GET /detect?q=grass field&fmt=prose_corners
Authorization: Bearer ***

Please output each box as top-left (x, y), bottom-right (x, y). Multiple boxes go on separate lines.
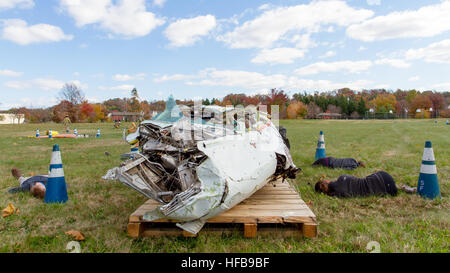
top-left (0, 119), bottom-right (448, 253)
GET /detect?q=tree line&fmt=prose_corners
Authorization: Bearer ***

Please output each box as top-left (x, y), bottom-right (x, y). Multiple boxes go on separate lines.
top-left (2, 84), bottom-right (449, 123)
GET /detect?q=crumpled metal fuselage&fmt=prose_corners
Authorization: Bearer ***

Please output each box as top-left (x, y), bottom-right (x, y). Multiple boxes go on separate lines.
top-left (103, 101), bottom-right (299, 234)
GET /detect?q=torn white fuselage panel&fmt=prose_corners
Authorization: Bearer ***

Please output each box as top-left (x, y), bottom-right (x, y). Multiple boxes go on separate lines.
top-left (143, 130), bottom-right (279, 226)
top-left (103, 98), bottom-right (299, 234)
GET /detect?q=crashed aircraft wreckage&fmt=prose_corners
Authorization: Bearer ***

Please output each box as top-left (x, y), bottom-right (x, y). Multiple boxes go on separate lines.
top-left (103, 96), bottom-right (300, 234)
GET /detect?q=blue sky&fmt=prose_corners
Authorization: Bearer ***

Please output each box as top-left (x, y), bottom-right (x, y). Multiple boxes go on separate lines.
top-left (1, 0), bottom-right (450, 109)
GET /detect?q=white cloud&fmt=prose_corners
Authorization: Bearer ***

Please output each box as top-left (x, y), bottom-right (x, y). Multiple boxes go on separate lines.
top-left (112, 73), bottom-right (146, 81)
top-left (430, 82), bottom-right (450, 91)
top-left (164, 15), bottom-right (216, 47)
top-left (0, 0), bottom-right (34, 10)
top-left (154, 73), bottom-right (200, 83)
top-left (4, 78), bottom-right (86, 90)
top-left (4, 81), bottom-right (30, 89)
top-left (347, 1), bottom-right (450, 41)
top-left (68, 80), bottom-right (88, 90)
top-left (0, 97), bottom-right (58, 110)
top-left (405, 39), bottom-right (450, 64)
top-left (294, 60), bottom-right (372, 75)
top-left (258, 4), bottom-right (273, 11)
top-left (289, 33), bottom-right (317, 49)
top-left (99, 84), bottom-right (135, 91)
top-left (32, 78), bottom-right (65, 90)
top-left (1, 19), bottom-right (73, 45)
top-left (408, 76), bottom-right (420, 82)
top-left (153, 0), bottom-right (166, 8)
top-left (154, 68), bottom-right (373, 91)
top-left (374, 84), bottom-right (390, 89)
top-left (218, 1), bottom-right (373, 49)
top-left (251, 48), bottom-right (305, 64)
top-left (0, 69), bottom-right (23, 77)
top-left (187, 69), bottom-right (287, 89)
top-left (366, 0), bottom-right (380, 6)
top-left (359, 46), bottom-right (367, 51)
top-left (375, 58), bottom-right (411, 68)
top-left (35, 79), bottom-right (87, 90)
top-left (86, 96), bottom-right (100, 103)
top-left (59, 0), bottom-right (165, 38)
top-left (287, 78), bottom-right (372, 91)
top-left (319, 50), bottom-right (336, 59)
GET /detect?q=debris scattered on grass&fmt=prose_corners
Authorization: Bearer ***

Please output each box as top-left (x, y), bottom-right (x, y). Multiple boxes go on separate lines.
top-left (65, 230), bottom-right (85, 241)
top-left (2, 203), bottom-right (18, 218)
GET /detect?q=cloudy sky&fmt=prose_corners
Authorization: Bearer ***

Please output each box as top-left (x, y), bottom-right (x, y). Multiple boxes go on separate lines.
top-left (1, 0), bottom-right (450, 109)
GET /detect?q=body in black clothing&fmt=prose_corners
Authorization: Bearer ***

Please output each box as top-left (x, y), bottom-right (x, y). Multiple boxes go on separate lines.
top-left (327, 171), bottom-right (397, 197)
top-left (312, 157), bottom-right (362, 170)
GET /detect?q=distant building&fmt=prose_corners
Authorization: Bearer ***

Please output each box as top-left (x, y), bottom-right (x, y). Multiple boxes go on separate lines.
top-left (108, 111), bottom-right (144, 122)
top-left (0, 113), bottom-right (25, 124)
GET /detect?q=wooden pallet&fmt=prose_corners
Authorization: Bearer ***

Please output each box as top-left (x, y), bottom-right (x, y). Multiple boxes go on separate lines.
top-left (127, 180), bottom-right (318, 238)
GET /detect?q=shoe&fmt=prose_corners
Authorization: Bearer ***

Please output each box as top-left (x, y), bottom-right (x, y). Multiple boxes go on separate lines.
top-left (11, 168), bottom-right (22, 179)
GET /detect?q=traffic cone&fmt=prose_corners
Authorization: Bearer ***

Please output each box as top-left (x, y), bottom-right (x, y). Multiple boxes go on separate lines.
top-left (45, 144), bottom-right (68, 203)
top-left (96, 128), bottom-right (100, 138)
top-left (49, 129), bottom-right (52, 139)
top-left (315, 131), bottom-right (326, 160)
top-left (74, 128), bottom-right (78, 136)
top-left (417, 141), bottom-right (441, 200)
top-left (36, 129), bottom-right (40, 138)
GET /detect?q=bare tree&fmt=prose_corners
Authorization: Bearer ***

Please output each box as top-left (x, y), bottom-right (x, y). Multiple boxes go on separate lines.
top-left (9, 108), bottom-right (25, 124)
top-left (58, 83), bottom-right (85, 105)
top-left (57, 83), bottom-right (85, 122)
top-left (306, 102), bottom-right (321, 119)
top-left (327, 104), bottom-right (342, 114)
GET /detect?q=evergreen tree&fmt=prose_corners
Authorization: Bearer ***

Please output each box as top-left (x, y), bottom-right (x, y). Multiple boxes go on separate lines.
top-left (357, 97), bottom-right (367, 115)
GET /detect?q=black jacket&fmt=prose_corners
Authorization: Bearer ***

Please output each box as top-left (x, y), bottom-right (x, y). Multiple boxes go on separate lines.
top-left (313, 157), bottom-right (360, 170)
top-left (328, 171), bottom-right (397, 197)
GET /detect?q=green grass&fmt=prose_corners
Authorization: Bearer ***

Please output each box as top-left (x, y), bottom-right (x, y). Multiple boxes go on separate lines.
top-left (0, 120), bottom-right (448, 253)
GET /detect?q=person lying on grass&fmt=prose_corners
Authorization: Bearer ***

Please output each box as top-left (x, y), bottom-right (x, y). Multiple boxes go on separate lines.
top-left (7, 168), bottom-right (47, 199)
top-left (314, 171), bottom-right (416, 198)
top-left (312, 157), bottom-right (365, 170)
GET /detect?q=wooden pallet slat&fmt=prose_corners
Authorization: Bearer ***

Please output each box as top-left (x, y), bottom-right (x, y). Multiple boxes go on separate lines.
top-left (127, 180), bottom-right (318, 238)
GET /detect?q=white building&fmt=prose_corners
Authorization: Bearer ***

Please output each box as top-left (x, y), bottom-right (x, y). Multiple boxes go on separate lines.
top-left (0, 113), bottom-right (25, 124)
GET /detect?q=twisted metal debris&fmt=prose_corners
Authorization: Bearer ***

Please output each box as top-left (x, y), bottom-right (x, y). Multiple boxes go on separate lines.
top-left (103, 96), bottom-right (299, 234)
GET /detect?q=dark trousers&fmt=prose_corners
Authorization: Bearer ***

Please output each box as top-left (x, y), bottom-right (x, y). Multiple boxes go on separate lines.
top-left (378, 171), bottom-right (398, 196)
